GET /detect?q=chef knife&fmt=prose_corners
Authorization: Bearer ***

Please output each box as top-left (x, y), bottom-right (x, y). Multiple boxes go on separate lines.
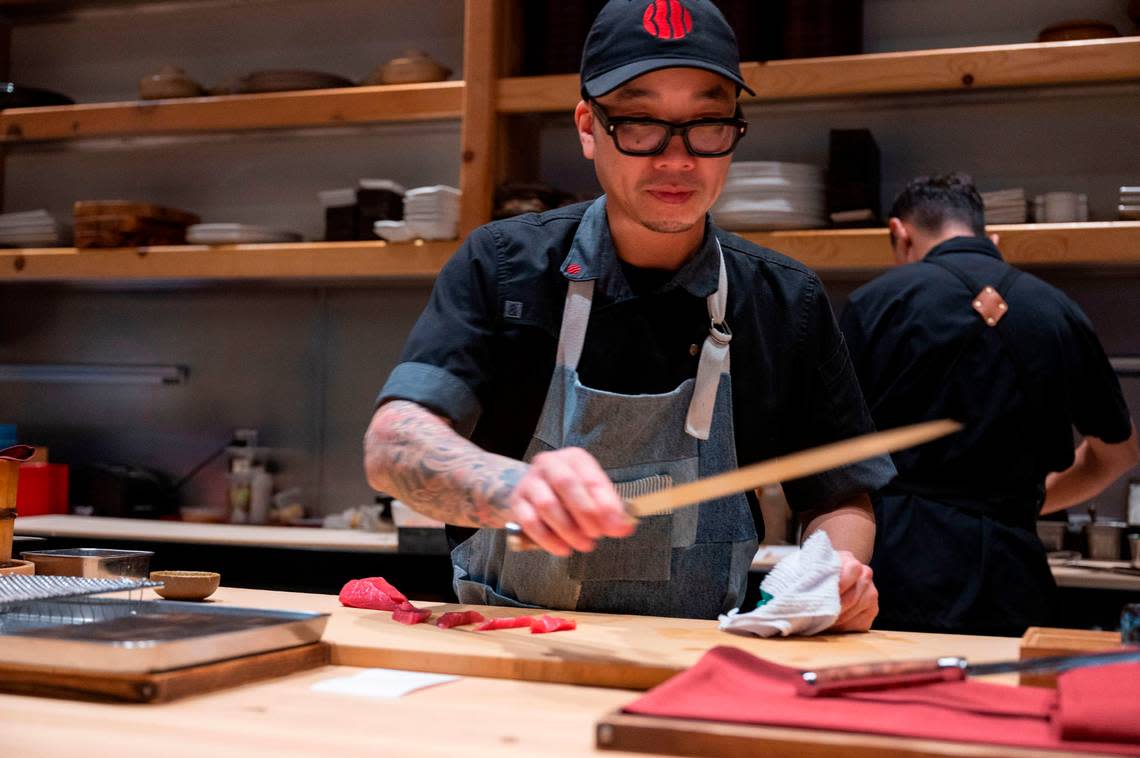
top-left (797, 647), bottom-right (1140, 696)
top-left (505, 418), bottom-right (962, 551)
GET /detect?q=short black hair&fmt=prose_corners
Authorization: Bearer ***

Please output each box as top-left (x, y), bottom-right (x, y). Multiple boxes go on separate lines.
top-left (889, 173), bottom-right (986, 239)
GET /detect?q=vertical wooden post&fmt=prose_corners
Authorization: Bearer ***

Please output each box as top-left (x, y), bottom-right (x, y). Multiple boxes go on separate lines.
top-left (458, 0), bottom-right (503, 237)
top-left (0, 18), bottom-right (11, 214)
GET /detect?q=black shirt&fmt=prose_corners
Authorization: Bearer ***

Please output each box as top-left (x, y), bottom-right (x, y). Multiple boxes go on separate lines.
top-left (839, 235), bottom-right (1132, 504)
top-left (379, 200), bottom-right (895, 541)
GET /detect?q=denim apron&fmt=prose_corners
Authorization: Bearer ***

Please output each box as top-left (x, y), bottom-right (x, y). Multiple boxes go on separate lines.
top-left (452, 199), bottom-right (758, 619)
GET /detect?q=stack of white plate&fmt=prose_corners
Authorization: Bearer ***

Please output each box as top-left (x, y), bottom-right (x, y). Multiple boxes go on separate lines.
top-left (712, 162), bottom-right (826, 231)
top-left (1120, 185), bottom-right (1140, 221)
top-left (404, 185), bottom-right (460, 240)
top-left (982, 188), bottom-right (1027, 224)
top-left (186, 223), bottom-right (303, 244)
top-left (0, 209), bottom-right (67, 247)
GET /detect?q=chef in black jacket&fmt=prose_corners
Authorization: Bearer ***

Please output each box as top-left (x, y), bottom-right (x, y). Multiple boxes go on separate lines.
top-left (840, 173), bottom-right (1139, 636)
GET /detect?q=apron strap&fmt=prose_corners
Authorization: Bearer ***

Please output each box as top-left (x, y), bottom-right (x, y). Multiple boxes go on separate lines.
top-left (555, 279), bottom-right (595, 371)
top-left (553, 239), bottom-right (731, 441)
top-left (685, 240), bottom-right (731, 440)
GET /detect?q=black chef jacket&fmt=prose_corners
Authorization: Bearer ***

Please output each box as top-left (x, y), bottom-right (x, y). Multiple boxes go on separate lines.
top-left (379, 200), bottom-right (895, 547)
top-left (840, 235), bottom-right (1132, 636)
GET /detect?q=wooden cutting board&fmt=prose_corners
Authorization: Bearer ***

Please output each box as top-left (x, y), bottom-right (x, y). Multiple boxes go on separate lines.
top-left (0, 642), bottom-right (330, 703)
top-left (594, 711), bottom-right (1098, 758)
top-left (203, 587), bottom-right (1021, 691)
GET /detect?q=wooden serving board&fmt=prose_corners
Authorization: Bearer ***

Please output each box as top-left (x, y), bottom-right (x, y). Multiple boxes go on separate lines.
top-left (204, 587), bottom-right (1020, 691)
top-left (595, 711), bottom-right (1098, 758)
top-left (0, 641), bottom-right (329, 703)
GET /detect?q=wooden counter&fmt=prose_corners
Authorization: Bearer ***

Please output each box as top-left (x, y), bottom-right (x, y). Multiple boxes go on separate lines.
top-left (1050, 560), bottom-right (1140, 592)
top-left (0, 587), bottom-right (1047, 758)
top-left (15, 514), bottom-right (398, 553)
top-left (21, 516), bottom-right (1137, 596)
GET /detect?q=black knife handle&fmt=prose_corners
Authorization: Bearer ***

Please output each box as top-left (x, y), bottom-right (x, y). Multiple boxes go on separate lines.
top-left (797, 657), bottom-right (968, 696)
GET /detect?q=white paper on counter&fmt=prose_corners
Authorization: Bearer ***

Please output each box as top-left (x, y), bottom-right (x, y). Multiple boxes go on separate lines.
top-left (311, 668), bottom-right (460, 698)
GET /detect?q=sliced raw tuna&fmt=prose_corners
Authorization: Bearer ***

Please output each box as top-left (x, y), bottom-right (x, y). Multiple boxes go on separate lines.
top-left (392, 601), bottom-right (432, 625)
top-left (436, 610), bottom-right (486, 629)
top-left (530, 614), bottom-right (576, 634)
top-left (474, 615), bottom-right (535, 631)
top-left (337, 576), bottom-right (407, 610)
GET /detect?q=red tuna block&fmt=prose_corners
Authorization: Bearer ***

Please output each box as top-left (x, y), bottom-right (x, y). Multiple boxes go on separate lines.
top-left (338, 576), bottom-right (407, 611)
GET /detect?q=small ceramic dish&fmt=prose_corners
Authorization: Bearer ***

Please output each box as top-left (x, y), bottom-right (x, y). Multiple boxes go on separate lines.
top-left (365, 50), bottom-right (451, 85)
top-left (139, 66), bottom-right (204, 100)
top-left (150, 570), bottom-right (221, 601)
top-left (1037, 19), bottom-right (1120, 42)
top-left (0, 559), bottom-right (34, 575)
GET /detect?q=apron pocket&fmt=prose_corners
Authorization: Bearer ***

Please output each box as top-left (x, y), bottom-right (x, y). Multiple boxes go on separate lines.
top-left (568, 513), bottom-right (674, 582)
top-left (453, 577), bottom-right (542, 609)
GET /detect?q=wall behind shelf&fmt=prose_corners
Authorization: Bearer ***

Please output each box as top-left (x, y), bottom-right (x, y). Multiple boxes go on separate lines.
top-left (9, 0), bottom-right (465, 102)
top-left (863, 0), bottom-right (1134, 52)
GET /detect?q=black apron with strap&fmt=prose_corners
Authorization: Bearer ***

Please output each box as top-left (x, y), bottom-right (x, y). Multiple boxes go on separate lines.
top-left (871, 255), bottom-right (1057, 637)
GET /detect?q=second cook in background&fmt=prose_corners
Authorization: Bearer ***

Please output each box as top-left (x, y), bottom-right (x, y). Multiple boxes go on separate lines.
top-left (841, 173), bottom-right (1139, 637)
top-left (364, 0), bottom-right (893, 625)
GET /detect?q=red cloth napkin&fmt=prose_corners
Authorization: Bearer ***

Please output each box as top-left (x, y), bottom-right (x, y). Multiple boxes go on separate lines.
top-left (1055, 662), bottom-right (1140, 744)
top-left (623, 646), bottom-right (1140, 756)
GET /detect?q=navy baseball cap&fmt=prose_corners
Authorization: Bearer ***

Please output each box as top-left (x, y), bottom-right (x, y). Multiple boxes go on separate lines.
top-left (581, 0), bottom-right (755, 99)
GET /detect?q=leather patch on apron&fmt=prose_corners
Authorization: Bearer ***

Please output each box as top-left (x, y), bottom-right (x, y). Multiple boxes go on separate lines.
top-left (971, 286), bottom-right (1009, 327)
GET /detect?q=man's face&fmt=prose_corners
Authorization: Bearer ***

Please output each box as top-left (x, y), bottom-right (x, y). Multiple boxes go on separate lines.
top-left (577, 68), bottom-right (738, 236)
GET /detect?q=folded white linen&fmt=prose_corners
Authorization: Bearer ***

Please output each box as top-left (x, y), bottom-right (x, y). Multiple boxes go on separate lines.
top-left (718, 530), bottom-right (841, 638)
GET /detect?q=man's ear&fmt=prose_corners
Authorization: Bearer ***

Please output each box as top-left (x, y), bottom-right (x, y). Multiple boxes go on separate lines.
top-left (988, 232), bottom-right (1001, 248)
top-left (574, 100), bottom-right (596, 160)
top-left (887, 217), bottom-right (910, 265)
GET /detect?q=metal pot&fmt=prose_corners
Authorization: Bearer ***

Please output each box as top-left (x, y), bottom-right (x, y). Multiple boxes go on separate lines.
top-left (1129, 533), bottom-right (1140, 569)
top-left (1036, 521), bottom-right (1067, 552)
top-left (1084, 520), bottom-right (1126, 561)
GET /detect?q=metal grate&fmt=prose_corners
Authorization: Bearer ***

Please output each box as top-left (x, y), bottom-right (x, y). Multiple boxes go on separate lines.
top-left (0, 575), bottom-right (159, 609)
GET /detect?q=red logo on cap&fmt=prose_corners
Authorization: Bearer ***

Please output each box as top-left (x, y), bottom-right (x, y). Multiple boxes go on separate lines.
top-left (643, 0), bottom-right (693, 40)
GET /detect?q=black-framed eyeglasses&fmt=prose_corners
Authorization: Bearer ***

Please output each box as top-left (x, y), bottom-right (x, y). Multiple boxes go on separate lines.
top-left (590, 101), bottom-right (748, 158)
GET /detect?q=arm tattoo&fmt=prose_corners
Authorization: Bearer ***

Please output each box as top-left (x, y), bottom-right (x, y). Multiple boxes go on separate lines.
top-left (364, 401), bottom-right (526, 528)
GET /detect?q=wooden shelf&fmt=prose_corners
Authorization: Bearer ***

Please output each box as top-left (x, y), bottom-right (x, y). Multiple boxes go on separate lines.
top-left (742, 222), bottom-right (1140, 271)
top-left (1, 224), bottom-right (1137, 283)
top-left (0, 81), bottom-right (465, 143)
top-left (0, 240), bottom-right (458, 282)
top-left (498, 37), bottom-right (1140, 113)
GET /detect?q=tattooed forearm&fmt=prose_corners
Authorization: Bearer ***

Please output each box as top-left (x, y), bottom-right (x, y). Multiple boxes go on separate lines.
top-left (364, 400), bottom-right (526, 528)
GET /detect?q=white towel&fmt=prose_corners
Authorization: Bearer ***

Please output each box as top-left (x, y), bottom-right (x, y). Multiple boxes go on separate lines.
top-left (718, 531), bottom-right (841, 638)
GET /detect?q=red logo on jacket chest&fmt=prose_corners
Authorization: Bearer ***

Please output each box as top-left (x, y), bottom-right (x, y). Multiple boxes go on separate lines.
top-left (643, 0), bottom-right (693, 40)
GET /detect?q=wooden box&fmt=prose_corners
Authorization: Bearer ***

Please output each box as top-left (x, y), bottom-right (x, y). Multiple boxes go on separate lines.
top-left (73, 201), bottom-right (200, 248)
top-left (1018, 626), bottom-right (1122, 688)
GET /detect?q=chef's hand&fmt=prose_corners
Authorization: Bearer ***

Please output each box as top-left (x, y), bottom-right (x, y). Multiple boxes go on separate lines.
top-left (508, 447), bottom-right (636, 557)
top-left (829, 550), bottom-right (878, 632)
